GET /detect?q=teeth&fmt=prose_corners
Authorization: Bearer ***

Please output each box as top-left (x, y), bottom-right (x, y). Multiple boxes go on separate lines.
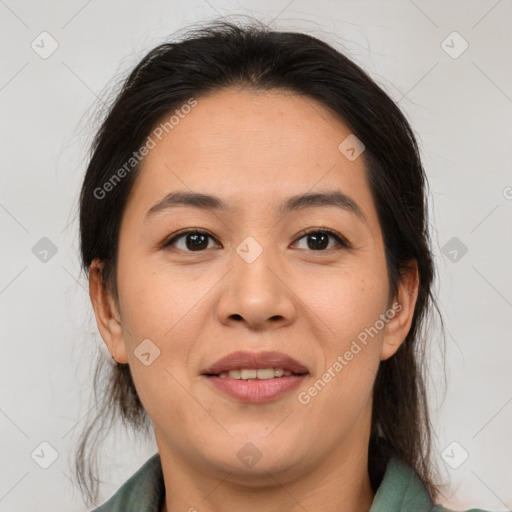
top-left (240, 369), bottom-right (257, 379)
top-left (216, 368), bottom-right (296, 380)
top-left (255, 368), bottom-right (275, 380)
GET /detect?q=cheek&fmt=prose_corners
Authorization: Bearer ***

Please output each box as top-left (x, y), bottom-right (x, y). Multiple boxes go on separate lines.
top-left (115, 262), bottom-right (211, 427)
top-left (116, 253), bottom-right (214, 343)
top-left (296, 275), bottom-right (385, 426)
top-left (296, 259), bottom-right (389, 347)
top-left (291, 256), bottom-right (388, 410)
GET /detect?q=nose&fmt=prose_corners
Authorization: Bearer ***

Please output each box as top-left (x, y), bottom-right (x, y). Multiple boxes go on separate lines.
top-left (216, 243), bottom-right (297, 330)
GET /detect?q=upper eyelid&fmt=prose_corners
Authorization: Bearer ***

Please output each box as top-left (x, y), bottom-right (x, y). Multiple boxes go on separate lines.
top-left (294, 228), bottom-right (350, 249)
top-left (162, 229), bottom-right (220, 247)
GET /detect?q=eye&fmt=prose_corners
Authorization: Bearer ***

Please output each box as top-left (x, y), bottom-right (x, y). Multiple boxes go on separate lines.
top-left (162, 229), bottom-right (221, 252)
top-left (162, 228), bottom-right (350, 253)
top-left (292, 229), bottom-right (349, 251)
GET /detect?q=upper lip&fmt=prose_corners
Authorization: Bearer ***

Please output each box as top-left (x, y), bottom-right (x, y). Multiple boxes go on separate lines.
top-left (201, 351), bottom-right (310, 375)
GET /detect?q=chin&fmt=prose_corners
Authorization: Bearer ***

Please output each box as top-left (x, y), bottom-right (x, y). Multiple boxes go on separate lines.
top-left (201, 437), bottom-right (305, 483)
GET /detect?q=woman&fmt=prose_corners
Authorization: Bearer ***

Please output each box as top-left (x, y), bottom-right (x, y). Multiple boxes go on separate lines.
top-left (75, 19), bottom-right (492, 512)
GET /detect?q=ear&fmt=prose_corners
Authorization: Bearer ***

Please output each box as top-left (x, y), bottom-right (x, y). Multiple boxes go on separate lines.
top-left (88, 259), bottom-right (129, 364)
top-left (380, 260), bottom-right (419, 361)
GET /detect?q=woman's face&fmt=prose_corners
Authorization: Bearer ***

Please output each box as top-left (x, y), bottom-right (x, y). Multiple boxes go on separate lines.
top-left (91, 88), bottom-right (417, 483)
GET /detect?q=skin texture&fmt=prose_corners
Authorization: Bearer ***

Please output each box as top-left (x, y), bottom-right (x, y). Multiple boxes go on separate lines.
top-left (89, 88), bottom-right (419, 512)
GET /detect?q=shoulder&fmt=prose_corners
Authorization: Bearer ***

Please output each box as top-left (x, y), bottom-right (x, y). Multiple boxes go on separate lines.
top-left (371, 457), bottom-right (497, 512)
top-left (432, 507), bottom-right (495, 512)
top-left (89, 453), bottom-right (164, 512)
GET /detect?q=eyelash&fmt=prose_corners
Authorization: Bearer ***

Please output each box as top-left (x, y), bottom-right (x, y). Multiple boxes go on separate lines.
top-left (161, 228), bottom-right (351, 253)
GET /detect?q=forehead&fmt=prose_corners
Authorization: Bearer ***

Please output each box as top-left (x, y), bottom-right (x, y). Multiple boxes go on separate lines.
top-left (124, 88), bottom-right (378, 227)
top-left (147, 88), bottom-right (353, 174)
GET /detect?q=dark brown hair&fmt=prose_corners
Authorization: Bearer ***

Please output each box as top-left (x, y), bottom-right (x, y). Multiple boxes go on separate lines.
top-left (75, 18), bottom-right (444, 506)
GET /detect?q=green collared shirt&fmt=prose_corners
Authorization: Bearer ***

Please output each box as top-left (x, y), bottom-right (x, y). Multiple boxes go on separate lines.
top-left (91, 453), bottom-right (490, 512)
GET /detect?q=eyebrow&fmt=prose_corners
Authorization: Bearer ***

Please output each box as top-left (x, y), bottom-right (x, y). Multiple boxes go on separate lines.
top-left (145, 190), bottom-right (367, 224)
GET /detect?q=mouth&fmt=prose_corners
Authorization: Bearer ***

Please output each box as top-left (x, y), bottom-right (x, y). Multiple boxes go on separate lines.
top-left (210, 368), bottom-right (305, 380)
top-left (201, 351), bottom-right (309, 403)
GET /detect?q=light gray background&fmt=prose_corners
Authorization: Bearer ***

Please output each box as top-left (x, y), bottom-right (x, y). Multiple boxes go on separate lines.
top-left (1, 1), bottom-right (511, 510)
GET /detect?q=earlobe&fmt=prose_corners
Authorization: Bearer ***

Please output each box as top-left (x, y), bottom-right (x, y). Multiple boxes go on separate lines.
top-left (88, 259), bottom-right (129, 364)
top-left (380, 260), bottom-right (419, 361)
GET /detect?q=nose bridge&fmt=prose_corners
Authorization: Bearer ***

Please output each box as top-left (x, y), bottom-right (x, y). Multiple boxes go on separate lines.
top-left (216, 234), bottom-right (296, 328)
top-left (236, 237), bottom-right (277, 293)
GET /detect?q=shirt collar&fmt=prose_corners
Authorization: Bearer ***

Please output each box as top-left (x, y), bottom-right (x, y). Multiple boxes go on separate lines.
top-left (369, 457), bottom-right (433, 512)
top-left (96, 453), bottom-right (433, 512)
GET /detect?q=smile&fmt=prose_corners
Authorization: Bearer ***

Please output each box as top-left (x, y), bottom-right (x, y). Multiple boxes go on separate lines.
top-left (217, 368), bottom-right (295, 380)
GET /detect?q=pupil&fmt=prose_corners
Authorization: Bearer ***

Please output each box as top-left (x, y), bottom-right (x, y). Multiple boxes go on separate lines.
top-left (183, 232), bottom-right (329, 251)
top-left (187, 233), bottom-right (208, 251)
top-left (308, 233), bottom-right (328, 250)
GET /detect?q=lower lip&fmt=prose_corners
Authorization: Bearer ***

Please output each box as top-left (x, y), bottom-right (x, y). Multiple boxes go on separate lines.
top-left (205, 375), bottom-right (307, 403)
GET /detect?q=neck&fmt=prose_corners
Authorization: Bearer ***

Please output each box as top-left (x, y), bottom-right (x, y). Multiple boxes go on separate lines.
top-left (158, 410), bottom-right (375, 512)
